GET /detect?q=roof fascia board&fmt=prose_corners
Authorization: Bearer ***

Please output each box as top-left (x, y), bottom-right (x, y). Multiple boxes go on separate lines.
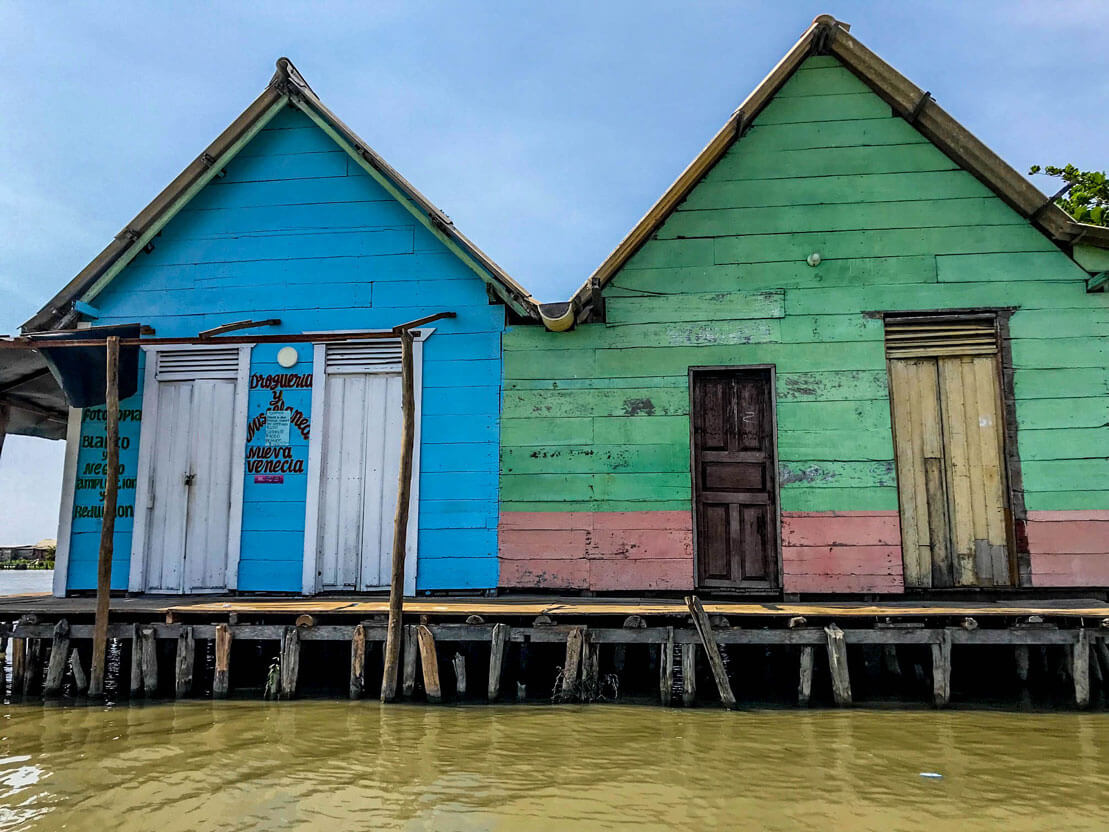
top-left (288, 96), bottom-right (534, 318)
top-left (77, 97), bottom-right (289, 312)
top-left (23, 87), bottom-right (287, 332)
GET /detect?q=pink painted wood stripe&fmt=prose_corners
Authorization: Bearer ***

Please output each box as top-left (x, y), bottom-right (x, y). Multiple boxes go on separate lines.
top-left (1027, 510), bottom-right (1109, 523)
top-left (1026, 520), bottom-right (1109, 555)
top-left (499, 558), bottom-right (589, 590)
top-left (589, 558), bottom-right (694, 591)
top-left (592, 511), bottom-right (693, 531)
top-left (1031, 554), bottom-right (1109, 587)
top-left (781, 513), bottom-right (901, 547)
top-left (588, 529), bottom-right (693, 560)
top-left (786, 574), bottom-right (904, 594)
top-left (499, 529), bottom-right (591, 560)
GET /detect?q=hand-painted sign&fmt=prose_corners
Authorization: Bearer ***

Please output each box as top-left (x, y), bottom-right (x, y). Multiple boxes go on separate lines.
top-left (265, 409), bottom-right (292, 447)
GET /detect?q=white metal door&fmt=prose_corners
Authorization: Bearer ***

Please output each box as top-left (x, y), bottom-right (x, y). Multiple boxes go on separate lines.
top-left (142, 349), bottom-right (240, 593)
top-left (315, 343), bottom-right (404, 591)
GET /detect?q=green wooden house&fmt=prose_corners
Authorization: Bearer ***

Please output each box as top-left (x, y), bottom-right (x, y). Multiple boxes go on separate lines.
top-left (499, 15), bottom-right (1109, 596)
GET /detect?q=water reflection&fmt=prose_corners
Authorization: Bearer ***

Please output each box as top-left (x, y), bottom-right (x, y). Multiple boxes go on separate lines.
top-left (0, 702), bottom-right (1106, 831)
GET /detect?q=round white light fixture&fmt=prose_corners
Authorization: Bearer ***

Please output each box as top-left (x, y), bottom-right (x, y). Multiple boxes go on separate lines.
top-left (806, 252), bottom-right (822, 267)
top-left (276, 346), bottom-right (299, 368)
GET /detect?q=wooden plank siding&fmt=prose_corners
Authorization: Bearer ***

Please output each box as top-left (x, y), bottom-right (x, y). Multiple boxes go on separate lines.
top-left (64, 106), bottom-right (505, 593)
top-left (499, 56), bottom-right (1108, 593)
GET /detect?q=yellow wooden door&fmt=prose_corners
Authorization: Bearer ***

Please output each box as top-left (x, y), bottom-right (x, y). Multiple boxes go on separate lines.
top-left (889, 349), bottom-right (1013, 588)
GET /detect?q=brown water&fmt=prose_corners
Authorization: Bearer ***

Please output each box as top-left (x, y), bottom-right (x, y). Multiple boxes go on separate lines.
top-left (0, 702), bottom-right (1106, 831)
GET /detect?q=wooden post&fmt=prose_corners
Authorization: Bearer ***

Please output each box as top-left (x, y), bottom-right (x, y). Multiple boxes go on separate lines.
top-left (416, 624), bottom-right (441, 703)
top-left (10, 638), bottom-right (25, 694)
top-left (560, 627), bottom-right (585, 700)
top-left (1073, 629), bottom-right (1090, 708)
top-left (69, 649), bottom-right (88, 695)
top-left (488, 623), bottom-right (508, 701)
top-left (175, 626), bottom-right (195, 699)
top-left (214, 623), bottom-right (232, 699)
top-left (659, 626), bottom-right (674, 706)
top-left (681, 642), bottom-right (697, 706)
top-left (280, 626), bottom-right (300, 699)
top-left (931, 629), bottom-right (952, 707)
top-left (349, 624), bottom-right (366, 700)
top-left (129, 624), bottom-right (143, 697)
top-left (402, 624), bottom-right (418, 698)
top-left (140, 627), bottom-right (158, 696)
top-left (43, 620), bottom-right (71, 698)
top-left (686, 596), bottom-right (736, 710)
top-left (1095, 636), bottom-right (1109, 694)
top-left (452, 653), bottom-right (467, 698)
top-left (22, 639), bottom-right (41, 697)
top-left (798, 645), bottom-right (814, 706)
top-left (89, 335), bottom-right (121, 699)
top-left (381, 329), bottom-right (416, 703)
top-left (824, 624), bottom-right (852, 706)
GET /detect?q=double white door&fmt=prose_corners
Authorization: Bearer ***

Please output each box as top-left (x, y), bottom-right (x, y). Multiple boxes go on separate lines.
top-left (134, 347), bottom-right (246, 593)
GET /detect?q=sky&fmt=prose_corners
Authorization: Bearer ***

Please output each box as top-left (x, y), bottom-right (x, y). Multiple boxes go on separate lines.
top-left (1, 0), bottom-right (1107, 543)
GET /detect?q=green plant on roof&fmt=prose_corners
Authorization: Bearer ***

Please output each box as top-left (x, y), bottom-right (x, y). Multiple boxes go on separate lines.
top-left (1029, 164), bottom-right (1108, 227)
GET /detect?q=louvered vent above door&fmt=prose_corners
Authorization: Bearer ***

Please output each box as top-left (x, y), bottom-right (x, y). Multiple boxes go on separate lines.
top-left (884, 315), bottom-right (999, 359)
top-left (324, 340), bottom-right (403, 374)
top-left (155, 348), bottom-right (241, 381)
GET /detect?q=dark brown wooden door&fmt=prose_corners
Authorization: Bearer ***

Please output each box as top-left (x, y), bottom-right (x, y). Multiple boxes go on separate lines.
top-left (691, 368), bottom-right (779, 590)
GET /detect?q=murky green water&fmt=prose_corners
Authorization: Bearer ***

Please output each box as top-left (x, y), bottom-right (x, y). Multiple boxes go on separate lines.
top-left (1, 702), bottom-right (1106, 831)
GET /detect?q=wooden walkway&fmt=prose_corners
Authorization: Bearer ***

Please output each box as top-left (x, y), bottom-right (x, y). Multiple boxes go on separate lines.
top-left (1, 592), bottom-right (1108, 620)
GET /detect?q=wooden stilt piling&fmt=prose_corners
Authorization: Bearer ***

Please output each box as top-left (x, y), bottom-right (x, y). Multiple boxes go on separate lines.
top-left (175, 626), bottom-right (195, 699)
top-left (416, 624), bottom-right (441, 703)
top-left (10, 638), bottom-right (24, 695)
top-left (22, 639), bottom-right (41, 697)
top-left (560, 627), bottom-right (585, 700)
top-left (70, 649), bottom-right (88, 695)
top-left (1094, 636), bottom-right (1109, 694)
top-left (882, 645), bottom-right (902, 680)
top-left (931, 629), bottom-right (952, 707)
top-left (681, 643), bottom-right (697, 706)
top-left (349, 624), bottom-right (366, 700)
top-left (280, 626), bottom-right (300, 699)
top-left (581, 634), bottom-right (599, 701)
top-left (89, 335), bottom-right (121, 699)
top-left (43, 620), bottom-right (71, 698)
top-left (402, 624), bottom-right (418, 698)
top-left (1073, 629), bottom-right (1090, 708)
top-left (140, 627), bottom-right (158, 696)
top-left (129, 624), bottom-right (143, 697)
top-left (686, 596), bottom-right (736, 710)
top-left (452, 653), bottom-right (467, 698)
top-left (824, 624), bottom-right (852, 706)
top-left (660, 626), bottom-right (674, 706)
top-left (488, 623), bottom-right (508, 702)
top-left (798, 645), bottom-right (814, 706)
top-left (214, 623), bottom-right (232, 699)
top-left (380, 328), bottom-right (417, 703)
top-left (1015, 644), bottom-right (1030, 682)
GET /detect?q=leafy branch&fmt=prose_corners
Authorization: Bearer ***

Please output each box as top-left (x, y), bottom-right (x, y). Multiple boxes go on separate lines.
top-left (1029, 163), bottom-right (1108, 226)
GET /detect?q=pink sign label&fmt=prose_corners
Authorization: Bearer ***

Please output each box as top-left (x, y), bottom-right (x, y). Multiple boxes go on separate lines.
top-left (253, 475), bottom-right (284, 484)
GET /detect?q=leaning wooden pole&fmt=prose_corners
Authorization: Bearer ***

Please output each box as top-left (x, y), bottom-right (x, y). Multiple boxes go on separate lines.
top-left (381, 328), bottom-right (416, 702)
top-left (89, 335), bottom-right (120, 698)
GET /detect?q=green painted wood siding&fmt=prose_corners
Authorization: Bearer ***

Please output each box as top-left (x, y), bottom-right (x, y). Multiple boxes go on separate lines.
top-left (501, 55), bottom-right (1109, 515)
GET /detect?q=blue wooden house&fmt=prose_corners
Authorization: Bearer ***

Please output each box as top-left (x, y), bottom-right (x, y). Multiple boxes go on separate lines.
top-left (30, 59), bottom-right (538, 597)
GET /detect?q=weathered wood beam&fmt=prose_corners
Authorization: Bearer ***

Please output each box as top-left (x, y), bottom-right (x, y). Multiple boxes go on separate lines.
top-left (43, 619), bottom-right (71, 698)
top-left (10, 638), bottom-right (24, 694)
top-left (488, 623), bottom-right (508, 702)
top-left (798, 645), bottom-right (814, 707)
top-left (452, 653), bottom-right (467, 698)
top-left (349, 623), bottom-right (366, 700)
top-left (687, 596), bottom-right (736, 710)
top-left (931, 629), bottom-right (952, 707)
top-left (140, 627), bottom-right (158, 696)
top-left (70, 648), bottom-right (88, 695)
top-left (175, 626), bottom-right (195, 699)
top-left (402, 624), bottom-right (418, 698)
top-left (1073, 629), bottom-right (1090, 708)
top-left (417, 624), bottom-right (441, 703)
top-left (129, 623), bottom-right (143, 697)
top-left (280, 626), bottom-right (300, 699)
top-left (681, 643), bottom-right (697, 706)
top-left (22, 638), bottom-right (41, 697)
top-left (659, 626), bottom-right (674, 706)
top-left (214, 623), bottom-right (232, 699)
top-left (825, 624), bottom-right (852, 706)
top-left (560, 627), bottom-right (585, 700)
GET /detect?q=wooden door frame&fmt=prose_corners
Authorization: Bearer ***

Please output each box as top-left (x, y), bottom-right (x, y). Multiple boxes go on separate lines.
top-left (129, 344), bottom-right (252, 593)
top-left (688, 364), bottom-right (783, 595)
top-left (880, 308), bottom-right (1030, 589)
top-left (301, 330), bottom-right (430, 596)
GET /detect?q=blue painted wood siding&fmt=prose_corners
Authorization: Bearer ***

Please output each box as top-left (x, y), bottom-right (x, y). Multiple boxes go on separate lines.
top-left (65, 106), bottom-right (503, 592)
